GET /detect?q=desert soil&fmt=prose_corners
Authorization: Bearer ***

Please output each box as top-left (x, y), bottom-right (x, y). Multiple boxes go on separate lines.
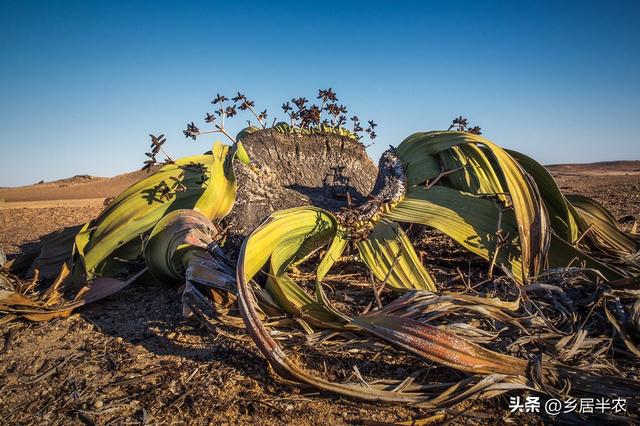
top-left (0, 164), bottom-right (639, 425)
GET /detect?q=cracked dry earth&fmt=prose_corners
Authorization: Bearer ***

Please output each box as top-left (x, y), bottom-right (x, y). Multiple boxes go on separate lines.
top-left (0, 171), bottom-right (639, 425)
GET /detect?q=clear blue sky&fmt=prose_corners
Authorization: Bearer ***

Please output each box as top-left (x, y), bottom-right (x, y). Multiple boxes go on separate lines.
top-left (1, 0), bottom-right (639, 186)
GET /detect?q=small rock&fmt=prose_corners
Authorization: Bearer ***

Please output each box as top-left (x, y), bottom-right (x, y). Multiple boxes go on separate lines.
top-left (93, 399), bottom-right (104, 409)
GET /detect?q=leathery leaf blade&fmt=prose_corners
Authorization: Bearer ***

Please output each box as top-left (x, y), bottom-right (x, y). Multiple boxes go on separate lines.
top-left (396, 131), bottom-right (550, 282)
top-left (77, 142), bottom-right (236, 280)
top-left (356, 219), bottom-right (436, 291)
top-left (386, 185), bottom-right (525, 282)
top-left (241, 207), bottom-right (344, 327)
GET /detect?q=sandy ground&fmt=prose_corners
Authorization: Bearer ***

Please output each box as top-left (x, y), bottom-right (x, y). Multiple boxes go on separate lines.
top-left (0, 165), bottom-right (639, 425)
top-left (0, 201), bottom-right (104, 257)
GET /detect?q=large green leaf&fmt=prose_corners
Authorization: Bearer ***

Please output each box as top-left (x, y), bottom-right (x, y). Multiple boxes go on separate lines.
top-left (387, 185), bottom-right (525, 281)
top-left (440, 144), bottom-right (508, 205)
top-left (240, 206), bottom-right (344, 328)
top-left (356, 219), bottom-right (436, 291)
top-left (396, 131), bottom-right (550, 282)
top-left (568, 194), bottom-right (640, 255)
top-left (507, 149), bottom-right (580, 244)
top-left (76, 142), bottom-right (237, 280)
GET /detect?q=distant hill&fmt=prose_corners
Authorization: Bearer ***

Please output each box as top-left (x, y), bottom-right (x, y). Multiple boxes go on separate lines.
top-left (545, 160), bottom-right (640, 175)
top-left (0, 169), bottom-right (158, 202)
